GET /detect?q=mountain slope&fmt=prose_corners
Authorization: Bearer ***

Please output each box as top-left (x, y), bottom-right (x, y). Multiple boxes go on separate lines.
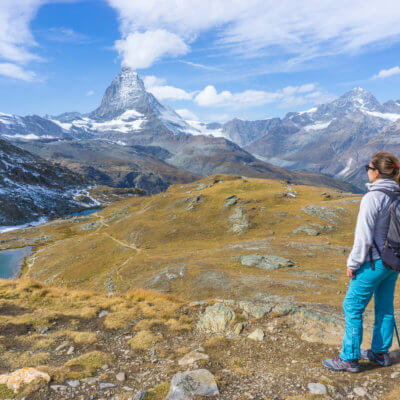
top-left (0, 138), bottom-right (97, 226)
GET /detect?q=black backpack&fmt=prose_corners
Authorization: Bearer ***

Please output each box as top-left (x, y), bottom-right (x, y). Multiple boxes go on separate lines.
top-left (370, 189), bottom-right (400, 272)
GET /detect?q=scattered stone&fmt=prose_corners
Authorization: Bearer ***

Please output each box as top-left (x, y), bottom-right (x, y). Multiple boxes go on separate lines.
top-left (307, 383), bottom-right (327, 395)
top-left (134, 390), bottom-right (147, 400)
top-left (116, 372), bottom-right (126, 382)
top-left (306, 252), bottom-right (317, 258)
top-left (55, 342), bottom-right (70, 352)
top-left (167, 369), bottom-right (219, 400)
top-left (99, 383), bottom-right (116, 389)
top-left (39, 326), bottom-right (50, 334)
top-left (0, 367), bottom-right (50, 393)
top-left (189, 300), bottom-right (207, 307)
top-left (98, 310), bottom-right (109, 318)
top-left (223, 195), bottom-right (238, 210)
top-left (67, 379), bottom-right (80, 388)
top-left (186, 194), bottom-right (205, 211)
top-left (233, 322), bottom-right (245, 335)
top-left (178, 351), bottom-right (209, 366)
top-left (197, 303), bottom-right (235, 332)
top-left (391, 371), bottom-right (400, 379)
top-left (247, 329), bottom-right (265, 341)
top-left (302, 205), bottom-right (347, 225)
top-left (237, 254), bottom-right (296, 270)
top-left (66, 346), bottom-right (74, 355)
top-left (353, 387), bottom-right (368, 397)
top-left (292, 225), bottom-right (320, 236)
top-left (229, 206), bottom-right (249, 234)
top-left (237, 301), bottom-right (272, 318)
top-left (50, 385), bottom-right (67, 391)
top-left (145, 266), bottom-right (186, 292)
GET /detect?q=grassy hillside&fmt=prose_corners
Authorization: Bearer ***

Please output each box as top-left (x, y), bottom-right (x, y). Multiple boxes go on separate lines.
top-left (2, 175), bottom-right (400, 399)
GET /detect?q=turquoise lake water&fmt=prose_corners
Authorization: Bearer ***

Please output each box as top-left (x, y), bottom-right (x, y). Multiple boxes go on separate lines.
top-left (0, 247), bottom-right (32, 279)
top-left (67, 208), bottom-right (102, 217)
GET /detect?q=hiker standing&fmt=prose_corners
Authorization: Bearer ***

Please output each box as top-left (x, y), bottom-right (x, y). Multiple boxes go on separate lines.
top-left (323, 152), bottom-right (400, 372)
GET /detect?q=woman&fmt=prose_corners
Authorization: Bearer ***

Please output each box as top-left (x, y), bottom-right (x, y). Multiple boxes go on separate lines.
top-left (323, 152), bottom-right (400, 373)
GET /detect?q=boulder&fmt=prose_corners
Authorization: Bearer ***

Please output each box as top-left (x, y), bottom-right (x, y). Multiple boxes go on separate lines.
top-left (178, 351), bottom-right (209, 366)
top-left (0, 367), bottom-right (50, 393)
top-left (197, 303), bottom-right (235, 332)
top-left (238, 254), bottom-right (295, 270)
top-left (247, 328), bottom-right (265, 341)
top-left (167, 369), bottom-right (219, 400)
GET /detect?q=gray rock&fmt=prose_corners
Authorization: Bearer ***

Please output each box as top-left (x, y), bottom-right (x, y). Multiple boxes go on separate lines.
top-left (98, 310), bottom-right (109, 318)
top-left (39, 326), bottom-right (50, 334)
top-left (247, 328), bottom-right (265, 341)
top-left (99, 383), bottom-right (116, 389)
top-left (55, 342), bottom-right (70, 352)
top-left (223, 195), bottom-right (238, 210)
top-left (145, 266), bottom-right (186, 292)
top-left (167, 369), bottom-right (219, 400)
top-left (237, 254), bottom-right (295, 270)
top-left (66, 346), bottom-right (74, 355)
top-left (292, 225), bottom-right (320, 236)
top-left (186, 194), bottom-right (205, 211)
top-left (134, 390), bottom-right (147, 400)
top-left (178, 351), bottom-right (209, 366)
top-left (197, 303), bottom-right (235, 332)
top-left (67, 380), bottom-right (80, 388)
top-left (229, 206), bottom-right (249, 234)
top-left (307, 383), bottom-right (327, 395)
top-left (302, 205), bottom-right (347, 225)
top-left (237, 301), bottom-right (272, 318)
top-left (116, 372), bottom-right (126, 382)
top-left (50, 385), bottom-right (68, 391)
top-left (233, 322), bottom-right (245, 335)
top-left (353, 387), bottom-right (368, 397)
top-left (194, 270), bottom-right (232, 291)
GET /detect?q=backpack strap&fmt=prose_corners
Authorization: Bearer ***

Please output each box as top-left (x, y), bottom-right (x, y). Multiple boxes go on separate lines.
top-left (368, 189), bottom-right (399, 269)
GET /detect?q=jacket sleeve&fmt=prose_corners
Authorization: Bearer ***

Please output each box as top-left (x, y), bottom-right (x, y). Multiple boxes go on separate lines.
top-left (346, 192), bottom-right (380, 270)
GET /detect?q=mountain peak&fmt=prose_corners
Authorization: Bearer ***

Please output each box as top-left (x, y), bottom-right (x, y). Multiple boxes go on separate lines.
top-left (89, 68), bottom-right (148, 120)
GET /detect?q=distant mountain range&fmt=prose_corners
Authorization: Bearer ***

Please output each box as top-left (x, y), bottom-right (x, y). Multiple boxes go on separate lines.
top-left (189, 88), bottom-right (400, 190)
top-left (0, 68), bottom-right (358, 195)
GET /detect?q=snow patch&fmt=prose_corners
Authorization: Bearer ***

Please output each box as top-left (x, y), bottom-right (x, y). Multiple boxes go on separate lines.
top-left (363, 110), bottom-right (400, 122)
top-left (303, 121), bottom-right (332, 131)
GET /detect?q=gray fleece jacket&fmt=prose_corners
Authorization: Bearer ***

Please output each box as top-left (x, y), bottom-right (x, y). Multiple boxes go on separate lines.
top-left (347, 178), bottom-right (400, 270)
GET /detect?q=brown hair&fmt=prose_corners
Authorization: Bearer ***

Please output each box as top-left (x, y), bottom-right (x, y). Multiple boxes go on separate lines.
top-left (371, 151), bottom-right (400, 186)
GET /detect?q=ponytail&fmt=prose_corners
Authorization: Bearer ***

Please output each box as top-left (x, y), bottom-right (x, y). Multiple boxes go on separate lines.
top-left (371, 152), bottom-right (400, 187)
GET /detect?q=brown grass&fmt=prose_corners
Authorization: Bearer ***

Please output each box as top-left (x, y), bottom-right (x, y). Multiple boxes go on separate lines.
top-left (129, 330), bottom-right (162, 350)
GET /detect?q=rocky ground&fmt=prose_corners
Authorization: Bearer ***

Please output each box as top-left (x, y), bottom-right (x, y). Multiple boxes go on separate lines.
top-left (1, 175), bottom-right (400, 399)
top-left (0, 279), bottom-right (400, 400)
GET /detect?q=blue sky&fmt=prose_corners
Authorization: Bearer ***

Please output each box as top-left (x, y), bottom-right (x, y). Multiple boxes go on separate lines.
top-left (1, 0), bottom-right (400, 122)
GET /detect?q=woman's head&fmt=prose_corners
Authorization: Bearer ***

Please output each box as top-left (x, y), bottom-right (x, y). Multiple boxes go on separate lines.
top-left (366, 152), bottom-right (400, 185)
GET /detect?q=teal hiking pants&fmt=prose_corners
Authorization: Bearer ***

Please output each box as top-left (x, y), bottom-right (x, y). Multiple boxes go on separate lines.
top-left (340, 259), bottom-right (399, 362)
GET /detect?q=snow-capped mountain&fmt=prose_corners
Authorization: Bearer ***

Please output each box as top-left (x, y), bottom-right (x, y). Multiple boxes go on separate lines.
top-left (0, 69), bottom-right (363, 194)
top-left (50, 68), bottom-right (194, 139)
top-left (0, 138), bottom-right (97, 227)
top-left (195, 88), bottom-right (400, 190)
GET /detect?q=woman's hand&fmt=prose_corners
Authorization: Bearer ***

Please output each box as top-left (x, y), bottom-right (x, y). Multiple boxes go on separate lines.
top-left (346, 268), bottom-right (356, 278)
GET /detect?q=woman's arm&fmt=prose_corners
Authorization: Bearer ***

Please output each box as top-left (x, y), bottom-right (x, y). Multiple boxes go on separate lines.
top-left (346, 192), bottom-right (380, 270)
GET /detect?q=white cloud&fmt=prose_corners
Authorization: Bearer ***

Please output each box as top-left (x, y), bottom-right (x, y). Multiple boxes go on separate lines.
top-left (143, 75), bottom-right (193, 100)
top-left (372, 66), bottom-right (400, 79)
top-left (115, 29), bottom-right (189, 69)
top-left (86, 90), bottom-right (94, 96)
top-left (0, 63), bottom-right (36, 81)
top-left (107, 0), bottom-right (400, 68)
top-left (0, 0), bottom-right (44, 64)
top-left (193, 83), bottom-right (327, 108)
top-left (176, 109), bottom-right (199, 121)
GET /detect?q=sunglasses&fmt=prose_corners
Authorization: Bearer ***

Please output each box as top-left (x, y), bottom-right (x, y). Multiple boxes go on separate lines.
top-left (365, 165), bottom-right (378, 172)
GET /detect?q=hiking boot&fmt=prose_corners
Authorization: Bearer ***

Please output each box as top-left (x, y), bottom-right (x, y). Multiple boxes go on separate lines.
top-left (360, 349), bottom-right (392, 366)
top-left (322, 356), bottom-right (360, 373)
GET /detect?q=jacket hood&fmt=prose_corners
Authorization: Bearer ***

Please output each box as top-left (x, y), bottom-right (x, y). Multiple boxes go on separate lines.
top-left (365, 178), bottom-right (400, 194)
